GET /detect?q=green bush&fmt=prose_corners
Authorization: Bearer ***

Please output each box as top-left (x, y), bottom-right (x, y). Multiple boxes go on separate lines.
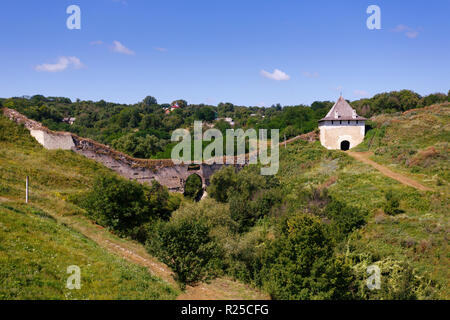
top-left (209, 165), bottom-right (283, 232)
top-left (383, 190), bottom-right (402, 215)
top-left (78, 175), bottom-right (176, 237)
top-left (184, 174), bottom-right (203, 201)
top-left (147, 217), bottom-right (223, 286)
top-left (352, 256), bottom-right (438, 300)
top-left (259, 214), bottom-right (354, 299)
top-left (325, 200), bottom-right (368, 239)
top-left (207, 166), bottom-right (238, 202)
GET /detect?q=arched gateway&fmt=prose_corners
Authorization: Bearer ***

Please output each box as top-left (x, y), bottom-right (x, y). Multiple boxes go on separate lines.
top-left (318, 96), bottom-right (366, 150)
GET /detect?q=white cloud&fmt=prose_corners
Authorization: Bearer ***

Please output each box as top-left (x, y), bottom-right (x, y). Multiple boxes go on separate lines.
top-left (302, 71), bottom-right (319, 79)
top-left (391, 24), bottom-right (409, 32)
top-left (260, 69), bottom-right (290, 81)
top-left (90, 40), bottom-right (103, 45)
top-left (354, 90), bottom-right (369, 97)
top-left (155, 47), bottom-right (168, 52)
top-left (391, 24), bottom-right (420, 39)
top-left (112, 41), bottom-right (135, 55)
top-left (405, 31), bottom-right (419, 39)
top-left (35, 56), bottom-right (84, 72)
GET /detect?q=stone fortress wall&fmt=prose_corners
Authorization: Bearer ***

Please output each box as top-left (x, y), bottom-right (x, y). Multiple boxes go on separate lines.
top-left (3, 107), bottom-right (318, 193)
top-left (2, 108), bottom-right (243, 193)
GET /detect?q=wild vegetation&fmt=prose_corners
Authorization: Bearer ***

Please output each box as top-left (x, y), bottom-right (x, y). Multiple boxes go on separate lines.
top-left (3, 90), bottom-right (447, 160)
top-left (0, 95), bottom-right (448, 300)
top-left (0, 115), bottom-right (178, 299)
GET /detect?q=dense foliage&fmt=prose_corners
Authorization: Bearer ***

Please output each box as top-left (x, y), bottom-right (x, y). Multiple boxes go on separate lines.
top-left (4, 89), bottom-right (446, 160)
top-left (259, 214), bottom-right (354, 299)
top-left (146, 218), bottom-right (223, 285)
top-left (183, 174), bottom-right (203, 201)
top-left (75, 175), bottom-right (180, 238)
top-left (2, 92), bottom-right (447, 299)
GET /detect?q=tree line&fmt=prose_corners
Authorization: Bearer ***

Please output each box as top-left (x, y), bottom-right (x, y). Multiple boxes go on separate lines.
top-left (1, 89), bottom-right (448, 159)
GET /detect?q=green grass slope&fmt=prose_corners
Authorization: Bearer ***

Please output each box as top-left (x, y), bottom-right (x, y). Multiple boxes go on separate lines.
top-left (355, 102), bottom-right (450, 190)
top-left (0, 115), bottom-right (178, 299)
top-left (276, 104), bottom-right (449, 298)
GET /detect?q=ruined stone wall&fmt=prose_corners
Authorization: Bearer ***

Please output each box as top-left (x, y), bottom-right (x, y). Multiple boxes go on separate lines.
top-left (30, 129), bottom-right (75, 150)
top-left (3, 107), bottom-right (314, 192)
top-left (2, 107), bottom-right (241, 192)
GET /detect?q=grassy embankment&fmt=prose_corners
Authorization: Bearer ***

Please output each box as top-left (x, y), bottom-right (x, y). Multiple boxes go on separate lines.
top-left (275, 103), bottom-right (449, 298)
top-left (0, 114), bottom-right (179, 299)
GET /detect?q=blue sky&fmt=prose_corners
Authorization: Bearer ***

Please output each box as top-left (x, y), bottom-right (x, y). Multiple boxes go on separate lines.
top-left (1, 0), bottom-right (449, 106)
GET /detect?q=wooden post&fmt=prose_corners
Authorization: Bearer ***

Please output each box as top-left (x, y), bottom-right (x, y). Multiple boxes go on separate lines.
top-left (284, 134), bottom-right (286, 149)
top-left (26, 176), bottom-right (29, 204)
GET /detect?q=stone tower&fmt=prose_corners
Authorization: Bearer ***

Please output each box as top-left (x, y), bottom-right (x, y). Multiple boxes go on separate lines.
top-left (318, 96), bottom-right (366, 150)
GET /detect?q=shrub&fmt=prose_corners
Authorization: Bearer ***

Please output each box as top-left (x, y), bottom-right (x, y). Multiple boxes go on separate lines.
top-left (352, 257), bottom-right (438, 300)
top-left (78, 176), bottom-right (176, 237)
top-left (259, 214), bottom-right (354, 299)
top-left (184, 174), bottom-right (203, 201)
top-left (207, 166), bottom-right (237, 202)
top-left (209, 165), bottom-right (282, 232)
top-left (146, 217), bottom-right (223, 286)
top-left (383, 190), bottom-right (402, 215)
top-left (325, 200), bottom-right (368, 239)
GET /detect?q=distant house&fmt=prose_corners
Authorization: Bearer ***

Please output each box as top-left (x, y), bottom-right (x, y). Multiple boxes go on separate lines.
top-left (62, 117), bottom-right (76, 125)
top-left (318, 96), bottom-right (366, 151)
top-left (164, 102), bottom-right (181, 114)
top-left (217, 117), bottom-right (235, 126)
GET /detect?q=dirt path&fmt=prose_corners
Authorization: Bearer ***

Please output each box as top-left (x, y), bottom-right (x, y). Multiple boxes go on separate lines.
top-left (52, 213), bottom-right (268, 300)
top-left (347, 151), bottom-right (432, 192)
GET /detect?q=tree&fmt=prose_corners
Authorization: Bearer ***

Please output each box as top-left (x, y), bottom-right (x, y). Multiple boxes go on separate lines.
top-left (184, 174), bottom-right (203, 201)
top-left (134, 134), bottom-right (165, 158)
top-left (207, 166), bottom-right (237, 202)
top-left (171, 99), bottom-right (188, 108)
top-left (214, 119), bottom-right (231, 135)
top-left (147, 218), bottom-right (223, 285)
top-left (143, 96), bottom-right (157, 106)
top-left (140, 114), bottom-right (162, 130)
top-left (325, 200), bottom-right (367, 239)
top-left (112, 133), bottom-right (165, 158)
top-left (194, 106), bottom-right (216, 122)
top-left (81, 176), bottom-right (152, 234)
top-left (259, 214), bottom-right (354, 299)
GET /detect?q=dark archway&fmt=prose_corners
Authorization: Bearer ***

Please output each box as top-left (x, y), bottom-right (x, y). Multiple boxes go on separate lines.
top-left (184, 174), bottom-right (204, 201)
top-left (340, 140), bottom-right (350, 151)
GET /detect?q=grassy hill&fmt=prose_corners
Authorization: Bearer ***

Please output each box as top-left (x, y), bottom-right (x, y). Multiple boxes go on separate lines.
top-left (275, 103), bottom-right (449, 298)
top-left (1, 103), bottom-right (448, 299)
top-left (0, 114), bottom-right (178, 299)
top-left (355, 102), bottom-right (450, 189)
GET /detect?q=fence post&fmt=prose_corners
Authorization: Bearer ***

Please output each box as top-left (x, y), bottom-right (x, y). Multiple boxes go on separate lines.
top-left (26, 176), bottom-right (29, 204)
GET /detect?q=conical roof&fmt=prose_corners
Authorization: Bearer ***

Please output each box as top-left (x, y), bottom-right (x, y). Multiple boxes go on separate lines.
top-left (319, 96), bottom-right (366, 121)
